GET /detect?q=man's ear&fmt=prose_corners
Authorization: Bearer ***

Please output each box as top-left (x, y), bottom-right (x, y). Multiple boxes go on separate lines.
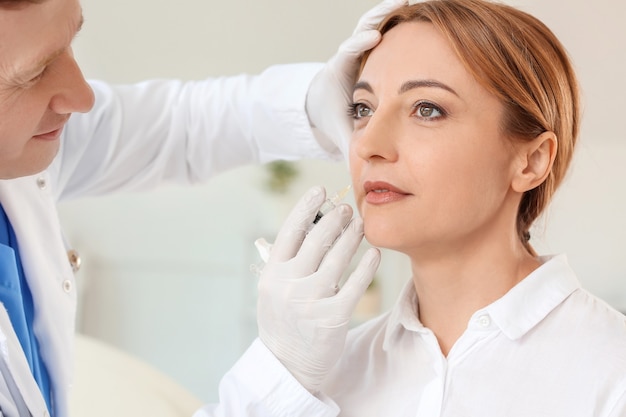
top-left (511, 131), bottom-right (557, 193)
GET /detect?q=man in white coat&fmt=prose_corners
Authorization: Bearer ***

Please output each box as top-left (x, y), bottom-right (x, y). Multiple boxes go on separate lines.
top-left (0, 0), bottom-right (405, 415)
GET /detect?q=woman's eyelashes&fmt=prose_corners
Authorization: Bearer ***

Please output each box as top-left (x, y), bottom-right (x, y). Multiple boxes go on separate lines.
top-left (347, 102), bottom-right (374, 120)
top-left (347, 100), bottom-right (447, 121)
top-left (412, 101), bottom-right (446, 120)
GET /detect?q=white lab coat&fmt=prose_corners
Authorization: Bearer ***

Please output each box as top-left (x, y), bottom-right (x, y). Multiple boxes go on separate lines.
top-left (0, 62), bottom-right (337, 417)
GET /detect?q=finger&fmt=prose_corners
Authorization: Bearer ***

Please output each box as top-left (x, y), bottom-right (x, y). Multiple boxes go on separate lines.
top-left (335, 247), bottom-right (381, 312)
top-left (294, 204), bottom-right (353, 274)
top-left (337, 30), bottom-right (381, 58)
top-left (270, 186), bottom-right (326, 263)
top-left (254, 237), bottom-right (273, 263)
top-left (315, 217), bottom-right (365, 293)
top-left (353, 0), bottom-right (408, 34)
top-left (329, 29), bottom-right (382, 113)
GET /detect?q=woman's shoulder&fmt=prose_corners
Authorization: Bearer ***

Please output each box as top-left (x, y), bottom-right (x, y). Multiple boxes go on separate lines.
top-left (565, 288), bottom-right (626, 329)
top-left (553, 287), bottom-right (626, 358)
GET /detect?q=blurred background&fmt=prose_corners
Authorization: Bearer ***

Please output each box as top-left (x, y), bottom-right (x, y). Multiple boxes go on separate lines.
top-left (65, 0), bottom-right (626, 403)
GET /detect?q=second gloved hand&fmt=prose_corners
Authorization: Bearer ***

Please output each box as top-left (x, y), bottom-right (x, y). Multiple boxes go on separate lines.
top-left (256, 186), bottom-right (380, 394)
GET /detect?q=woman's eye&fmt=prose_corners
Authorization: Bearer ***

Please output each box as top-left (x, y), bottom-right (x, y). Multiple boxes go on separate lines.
top-left (414, 102), bottom-right (445, 119)
top-left (348, 103), bottom-right (374, 120)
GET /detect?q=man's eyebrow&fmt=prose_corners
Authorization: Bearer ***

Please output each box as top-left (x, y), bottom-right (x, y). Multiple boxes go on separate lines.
top-left (352, 79), bottom-right (459, 97)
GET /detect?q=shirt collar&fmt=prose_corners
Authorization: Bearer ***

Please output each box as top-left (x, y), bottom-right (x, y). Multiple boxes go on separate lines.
top-left (482, 254), bottom-right (580, 339)
top-left (383, 277), bottom-right (425, 350)
top-left (383, 254), bottom-right (581, 348)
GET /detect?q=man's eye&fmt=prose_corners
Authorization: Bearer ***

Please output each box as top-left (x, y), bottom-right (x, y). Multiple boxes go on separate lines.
top-left (29, 72), bottom-right (45, 84)
top-left (18, 68), bottom-right (47, 89)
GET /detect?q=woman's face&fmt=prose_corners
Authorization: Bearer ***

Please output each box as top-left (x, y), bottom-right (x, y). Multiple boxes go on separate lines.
top-left (350, 22), bottom-right (521, 258)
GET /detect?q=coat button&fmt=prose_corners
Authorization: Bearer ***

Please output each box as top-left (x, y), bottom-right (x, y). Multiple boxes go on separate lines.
top-left (36, 177), bottom-right (47, 189)
top-left (67, 249), bottom-right (81, 272)
top-left (62, 279), bottom-right (72, 293)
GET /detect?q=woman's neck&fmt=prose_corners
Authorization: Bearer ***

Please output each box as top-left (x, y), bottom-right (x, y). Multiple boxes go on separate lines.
top-left (408, 236), bottom-right (541, 356)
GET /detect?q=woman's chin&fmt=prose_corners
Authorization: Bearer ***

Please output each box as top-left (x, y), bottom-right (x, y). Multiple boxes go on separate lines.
top-left (364, 225), bottom-right (404, 251)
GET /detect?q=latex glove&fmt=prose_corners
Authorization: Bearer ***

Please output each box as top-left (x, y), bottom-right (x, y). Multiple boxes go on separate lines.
top-left (256, 186), bottom-right (381, 394)
top-left (306, 0), bottom-right (408, 157)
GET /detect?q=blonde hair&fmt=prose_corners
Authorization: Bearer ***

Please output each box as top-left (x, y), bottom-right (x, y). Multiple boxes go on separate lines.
top-left (362, 0), bottom-right (580, 254)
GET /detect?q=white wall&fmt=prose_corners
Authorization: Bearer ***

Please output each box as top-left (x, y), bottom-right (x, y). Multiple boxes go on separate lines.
top-left (63, 0), bottom-right (626, 402)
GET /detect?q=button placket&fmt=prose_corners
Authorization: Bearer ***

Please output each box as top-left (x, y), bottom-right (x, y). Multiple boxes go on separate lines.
top-left (67, 249), bottom-right (81, 272)
top-left (36, 176), bottom-right (47, 190)
top-left (62, 279), bottom-right (72, 293)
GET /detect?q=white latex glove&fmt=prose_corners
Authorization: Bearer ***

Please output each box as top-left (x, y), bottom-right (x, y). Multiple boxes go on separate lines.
top-left (306, 0), bottom-right (408, 157)
top-left (256, 186), bottom-right (381, 394)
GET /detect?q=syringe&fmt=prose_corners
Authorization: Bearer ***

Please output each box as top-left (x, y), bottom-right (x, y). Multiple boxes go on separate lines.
top-left (251, 185), bottom-right (353, 275)
top-left (312, 184), bottom-right (352, 225)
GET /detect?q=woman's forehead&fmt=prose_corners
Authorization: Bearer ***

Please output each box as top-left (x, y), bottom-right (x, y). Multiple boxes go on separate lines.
top-left (358, 22), bottom-right (477, 98)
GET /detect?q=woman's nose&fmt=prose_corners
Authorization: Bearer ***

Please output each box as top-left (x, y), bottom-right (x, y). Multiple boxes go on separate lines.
top-left (351, 109), bottom-right (399, 163)
top-left (48, 50), bottom-right (95, 115)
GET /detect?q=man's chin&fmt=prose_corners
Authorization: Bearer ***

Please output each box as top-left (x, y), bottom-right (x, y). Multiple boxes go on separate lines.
top-left (0, 152), bottom-right (57, 180)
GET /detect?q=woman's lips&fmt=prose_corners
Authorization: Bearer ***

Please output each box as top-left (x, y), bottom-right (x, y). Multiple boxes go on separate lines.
top-left (363, 181), bottom-right (411, 204)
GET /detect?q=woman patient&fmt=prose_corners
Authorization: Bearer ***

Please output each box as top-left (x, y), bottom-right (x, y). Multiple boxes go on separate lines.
top-left (314, 0), bottom-right (626, 415)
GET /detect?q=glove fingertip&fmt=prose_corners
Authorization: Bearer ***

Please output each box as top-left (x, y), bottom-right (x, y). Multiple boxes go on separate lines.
top-left (359, 247), bottom-right (382, 270)
top-left (254, 238), bottom-right (273, 262)
top-left (353, 0), bottom-right (408, 33)
top-left (345, 30), bottom-right (382, 53)
top-left (269, 186), bottom-right (327, 262)
top-left (305, 185), bottom-right (326, 202)
top-left (338, 248), bottom-right (381, 303)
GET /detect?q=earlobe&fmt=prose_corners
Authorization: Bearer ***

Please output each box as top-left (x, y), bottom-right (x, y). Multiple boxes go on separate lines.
top-left (511, 131), bottom-right (557, 193)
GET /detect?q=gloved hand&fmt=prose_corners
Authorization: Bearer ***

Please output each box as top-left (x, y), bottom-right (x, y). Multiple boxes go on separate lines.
top-left (256, 186), bottom-right (381, 394)
top-left (306, 0), bottom-right (408, 157)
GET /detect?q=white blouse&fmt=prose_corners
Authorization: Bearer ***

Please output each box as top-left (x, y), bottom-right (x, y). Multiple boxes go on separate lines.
top-left (322, 254), bottom-right (626, 417)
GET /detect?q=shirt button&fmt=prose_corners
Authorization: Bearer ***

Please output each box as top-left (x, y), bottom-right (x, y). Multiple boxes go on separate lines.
top-left (62, 279), bottom-right (72, 293)
top-left (477, 314), bottom-right (491, 327)
top-left (36, 177), bottom-right (47, 189)
top-left (67, 249), bottom-right (82, 272)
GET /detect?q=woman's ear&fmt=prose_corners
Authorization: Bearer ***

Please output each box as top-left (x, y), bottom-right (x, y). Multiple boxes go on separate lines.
top-left (511, 131), bottom-right (558, 193)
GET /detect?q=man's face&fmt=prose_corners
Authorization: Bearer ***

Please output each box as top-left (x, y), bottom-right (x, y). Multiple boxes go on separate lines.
top-left (0, 0), bottom-right (94, 179)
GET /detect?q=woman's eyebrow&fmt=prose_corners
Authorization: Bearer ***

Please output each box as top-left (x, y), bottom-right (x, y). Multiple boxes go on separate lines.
top-left (399, 79), bottom-right (459, 97)
top-left (353, 79), bottom-right (459, 97)
top-left (353, 81), bottom-right (374, 94)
